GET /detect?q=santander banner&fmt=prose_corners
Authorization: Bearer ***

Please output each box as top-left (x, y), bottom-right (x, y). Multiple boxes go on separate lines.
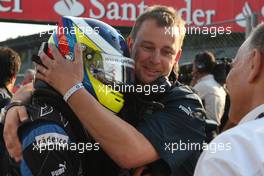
top-left (0, 0), bottom-right (263, 32)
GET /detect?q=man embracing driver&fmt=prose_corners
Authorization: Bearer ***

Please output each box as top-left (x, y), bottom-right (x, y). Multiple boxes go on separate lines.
top-left (4, 5), bottom-right (206, 176)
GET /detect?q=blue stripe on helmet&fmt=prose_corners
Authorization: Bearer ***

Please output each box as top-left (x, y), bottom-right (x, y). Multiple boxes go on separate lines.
top-left (83, 71), bottom-right (97, 99)
top-left (62, 17), bottom-right (77, 58)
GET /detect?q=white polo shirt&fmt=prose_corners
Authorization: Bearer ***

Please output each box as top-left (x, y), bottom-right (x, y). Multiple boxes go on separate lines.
top-left (193, 74), bottom-right (226, 125)
top-left (194, 104), bottom-right (264, 176)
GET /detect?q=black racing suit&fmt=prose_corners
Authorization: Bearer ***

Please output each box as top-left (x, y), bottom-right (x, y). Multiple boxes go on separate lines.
top-left (17, 82), bottom-right (120, 176)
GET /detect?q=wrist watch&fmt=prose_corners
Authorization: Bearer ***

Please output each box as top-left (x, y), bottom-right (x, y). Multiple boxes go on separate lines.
top-left (0, 101), bottom-right (24, 123)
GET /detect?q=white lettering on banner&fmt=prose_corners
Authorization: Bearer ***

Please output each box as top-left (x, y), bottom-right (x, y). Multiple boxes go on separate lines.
top-left (12, 0), bottom-right (21, 12)
top-left (106, 2), bottom-right (120, 20)
top-left (0, 0), bottom-right (216, 26)
top-left (89, 0), bottom-right (147, 21)
top-left (0, 0), bottom-right (22, 13)
top-left (4, 0), bottom-right (264, 28)
top-left (178, 0), bottom-right (215, 26)
top-left (178, 0), bottom-right (192, 24)
top-left (88, 0), bottom-right (215, 25)
top-left (120, 3), bottom-right (136, 21)
top-left (89, 0), bottom-right (105, 18)
top-left (138, 1), bottom-right (146, 16)
top-left (193, 9), bottom-right (205, 26)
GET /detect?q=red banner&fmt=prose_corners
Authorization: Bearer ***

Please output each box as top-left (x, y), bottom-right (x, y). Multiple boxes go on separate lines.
top-left (0, 0), bottom-right (263, 32)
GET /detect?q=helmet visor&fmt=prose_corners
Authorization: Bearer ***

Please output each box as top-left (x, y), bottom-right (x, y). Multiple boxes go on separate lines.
top-left (82, 43), bottom-right (135, 86)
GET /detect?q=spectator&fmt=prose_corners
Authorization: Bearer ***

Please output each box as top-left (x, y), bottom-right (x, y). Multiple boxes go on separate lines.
top-left (212, 58), bottom-right (233, 132)
top-left (194, 23), bottom-right (264, 176)
top-left (0, 47), bottom-right (21, 108)
top-left (4, 6), bottom-right (207, 176)
top-left (0, 46), bottom-right (21, 176)
top-left (191, 51), bottom-right (226, 125)
top-left (12, 69), bottom-right (35, 93)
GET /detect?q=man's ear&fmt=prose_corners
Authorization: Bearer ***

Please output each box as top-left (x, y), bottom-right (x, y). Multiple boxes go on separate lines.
top-left (172, 49), bottom-right (182, 76)
top-left (175, 49), bottom-right (182, 63)
top-left (248, 49), bottom-right (262, 83)
top-left (127, 36), bottom-right (134, 54)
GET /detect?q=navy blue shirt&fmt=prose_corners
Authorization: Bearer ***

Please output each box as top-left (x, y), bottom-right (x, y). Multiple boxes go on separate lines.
top-left (121, 82), bottom-right (207, 176)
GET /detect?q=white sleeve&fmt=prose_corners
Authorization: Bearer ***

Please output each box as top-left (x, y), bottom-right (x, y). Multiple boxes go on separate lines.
top-left (194, 151), bottom-right (242, 176)
top-left (204, 93), bottom-right (221, 124)
top-left (194, 124), bottom-right (264, 176)
top-left (193, 84), bottom-right (219, 122)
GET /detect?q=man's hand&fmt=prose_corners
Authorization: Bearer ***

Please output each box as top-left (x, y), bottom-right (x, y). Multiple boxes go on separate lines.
top-left (3, 106), bottom-right (28, 162)
top-left (3, 83), bottom-right (33, 162)
top-left (36, 43), bottom-right (84, 95)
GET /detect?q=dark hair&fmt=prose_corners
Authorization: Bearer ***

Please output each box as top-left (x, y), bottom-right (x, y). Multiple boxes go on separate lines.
top-left (129, 5), bottom-right (186, 47)
top-left (194, 51), bottom-right (216, 74)
top-left (249, 23), bottom-right (264, 54)
top-left (212, 57), bottom-right (232, 85)
top-left (0, 47), bottom-right (21, 87)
